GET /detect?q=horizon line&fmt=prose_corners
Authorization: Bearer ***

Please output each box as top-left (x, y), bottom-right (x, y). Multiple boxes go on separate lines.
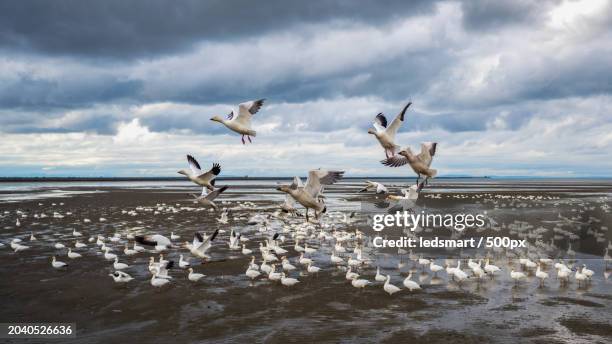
top-left (1, 175), bottom-right (612, 182)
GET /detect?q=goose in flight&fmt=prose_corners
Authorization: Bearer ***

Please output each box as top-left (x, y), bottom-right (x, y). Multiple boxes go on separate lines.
top-left (188, 230), bottom-right (219, 259)
top-left (381, 142), bottom-right (437, 184)
top-left (368, 102), bottom-right (411, 158)
top-left (276, 170), bottom-right (344, 222)
top-left (210, 99), bottom-right (265, 144)
top-left (359, 180), bottom-right (388, 194)
top-left (178, 155), bottom-right (221, 192)
top-left (135, 234), bottom-right (175, 251)
top-left (191, 185), bottom-right (229, 210)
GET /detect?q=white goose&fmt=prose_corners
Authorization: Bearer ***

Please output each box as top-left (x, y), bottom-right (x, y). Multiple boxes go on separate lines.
top-left (151, 274), bottom-right (170, 287)
top-left (535, 264), bottom-right (549, 286)
top-left (367, 102), bottom-right (411, 158)
top-left (359, 180), bottom-right (388, 194)
top-left (179, 254), bottom-right (190, 268)
top-left (375, 267), bottom-right (386, 282)
top-left (113, 257), bottom-right (129, 270)
top-left (276, 170), bottom-right (344, 222)
top-left (383, 275), bottom-right (401, 295)
top-left (135, 234), bottom-right (174, 252)
top-left (188, 230), bottom-right (219, 259)
top-left (210, 99), bottom-right (265, 144)
top-left (103, 248), bottom-right (117, 260)
top-left (123, 244), bottom-right (137, 256)
top-left (403, 272), bottom-right (421, 291)
top-left (188, 268), bottom-right (205, 282)
top-left (281, 273), bottom-right (300, 287)
top-left (51, 256), bottom-right (67, 269)
top-left (351, 276), bottom-right (371, 289)
top-left (191, 185), bottom-right (229, 211)
top-left (242, 244), bottom-right (253, 255)
top-left (109, 271), bottom-right (133, 283)
top-left (307, 263), bottom-right (321, 274)
top-left (429, 261), bottom-right (443, 276)
top-left (177, 155), bottom-right (222, 193)
top-left (245, 267), bottom-right (261, 280)
top-left (298, 253), bottom-right (312, 266)
top-left (381, 142), bottom-right (438, 184)
top-left (345, 267), bottom-right (359, 281)
top-left (67, 248), bottom-right (82, 259)
top-left (510, 269), bottom-right (527, 284)
top-left (484, 259), bottom-right (500, 277)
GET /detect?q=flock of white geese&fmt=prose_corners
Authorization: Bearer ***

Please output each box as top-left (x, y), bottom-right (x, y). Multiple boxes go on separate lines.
top-left (2, 99), bottom-right (610, 296)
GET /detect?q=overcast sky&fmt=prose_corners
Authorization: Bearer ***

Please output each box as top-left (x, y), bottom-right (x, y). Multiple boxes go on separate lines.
top-left (1, 0), bottom-right (611, 177)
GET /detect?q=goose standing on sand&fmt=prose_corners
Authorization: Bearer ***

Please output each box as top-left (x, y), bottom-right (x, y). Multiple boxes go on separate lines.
top-left (403, 272), bottom-right (421, 291)
top-left (281, 273), bottom-right (300, 287)
top-left (187, 268), bottom-right (205, 282)
top-left (51, 256), bottom-right (67, 269)
top-left (178, 155), bottom-right (221, 193)
top-left (368, 102), bottom-right (411, 158)
top-left (359, 180), bottom-right (388, 194)
top-left (151, 274), bottom-right (170, 287)
top-left (276, 170), bottom-right (344, 222)
top-left (210, 99), bottom-right (265, 144)
top-left (191, 185), bottom-right (229, 211)
top-left (381, 142), bottom-right (438, 184)
top-left (384, 275), bottom-right (401, 295)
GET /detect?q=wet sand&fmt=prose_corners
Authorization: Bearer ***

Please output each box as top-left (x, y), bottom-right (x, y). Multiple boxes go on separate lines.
top-left (0, 179), bottom-right (611, 343)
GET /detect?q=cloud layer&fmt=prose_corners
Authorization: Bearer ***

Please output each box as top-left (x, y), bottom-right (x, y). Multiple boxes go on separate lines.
top-left (1, 0), bottom-right (611, 177)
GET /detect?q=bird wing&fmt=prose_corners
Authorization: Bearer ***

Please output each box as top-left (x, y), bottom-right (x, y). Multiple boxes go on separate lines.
top-left (386, 102), bottom-right (411, 139)
top-left (290, 176), bottom-right (304, 190)
top-left (205, 185), bottom-right (229, 201)
top-left (197, 163), bottom-right (221, 181)
top-left (373, 113), bottom-right (387, 132)
top-left (417, 142), bottom-right (437, 167)
top-left (358, 180), bottom-right (375, 193)
top-left (134, 235), bottom-right (157, 247)
top-left (151, 234), bottom-right (172, 247)
top-left (235, 99), bottom-right (265, 127)
top-left (305, 169), bottom-right (344, 198)
top-left (187, 155), bottom-right (202, 175)
top-left (193, 229), bottom-right (219, 254)
top-left (283, 193), bottom-right (296, 207)
top-left (380, 155), bottom-right (409, 167)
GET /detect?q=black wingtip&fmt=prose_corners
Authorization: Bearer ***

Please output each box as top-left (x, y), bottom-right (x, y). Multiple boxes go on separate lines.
top-left (218, 185), bottom-right (229, 193)
top-left (210, 229), bottom-right (219, 241)
top-left (399, 102), bottom-right (412, 121)
top-left (375, 113), bottom-right (388, 128)
top-left (195, 232), bottom-right (204, 242)
top-left (166, 260), bottom-right (174, 270)
top-left (134, 235), bottom-right (156, 246)
top-left (273, 232), bottom-right (279, 240)
top-left (211, 163), bottom-right (221, 175)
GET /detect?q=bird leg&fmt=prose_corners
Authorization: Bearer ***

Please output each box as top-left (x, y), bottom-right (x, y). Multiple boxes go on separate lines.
top-left (385, 150), bottom-right (389, 158)
top-left (305, 209), bottom-right (309, 223)
top-left (241, 135), bottom-right (246, 145)
top-left (248, 136), bottom-right (252, 143)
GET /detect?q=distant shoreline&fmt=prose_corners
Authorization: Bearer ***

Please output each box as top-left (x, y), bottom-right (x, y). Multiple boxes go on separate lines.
top-left (0, 176), bottom-right (489, 182)
top-left (1, 176), bottom-right (611, 182)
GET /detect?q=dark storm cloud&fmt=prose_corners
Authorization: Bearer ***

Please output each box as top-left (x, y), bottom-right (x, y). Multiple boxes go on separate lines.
top-left (459, 0), bottom-right (558, 31)
top-left (0, 71), bottom-right (142, 110)
top-left (0, 0), bottom-right (434, 58)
